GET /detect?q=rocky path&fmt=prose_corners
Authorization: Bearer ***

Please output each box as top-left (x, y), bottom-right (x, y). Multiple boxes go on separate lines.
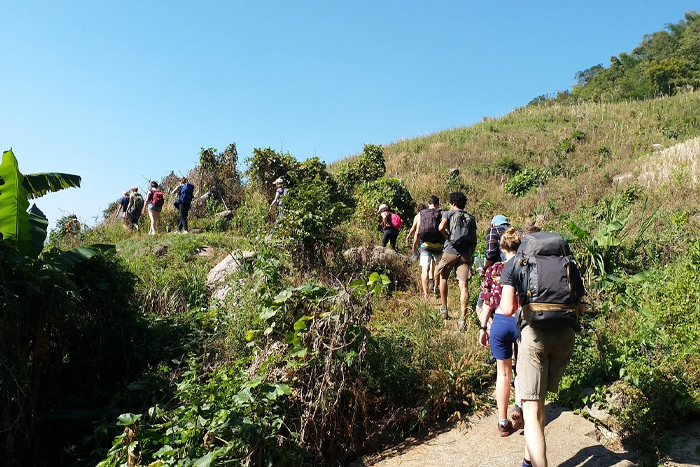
top-left (352, 402), bottom-right (699, 467)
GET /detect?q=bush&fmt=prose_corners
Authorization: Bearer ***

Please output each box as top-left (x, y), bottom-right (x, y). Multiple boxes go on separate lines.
top-left (354, 177), bottom-right (414, 228)
top-left (336, 143), bottom-right (387, 193)
top-left (504, 167), bottom-right (545, 197)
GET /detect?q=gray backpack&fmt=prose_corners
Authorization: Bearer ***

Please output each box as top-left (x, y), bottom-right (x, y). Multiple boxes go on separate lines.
top-left (448, 210), bottom-right (475, 252)
top-left (513, 232), bottom-right (585, 329)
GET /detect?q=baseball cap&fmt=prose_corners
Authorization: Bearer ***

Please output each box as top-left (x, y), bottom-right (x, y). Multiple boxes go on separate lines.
top-left (377, 203), bottom-right (389, 213)
top-left (491, 215), bottom-right (509, 226)
top-left (272, 178), bottom-right (284, 185)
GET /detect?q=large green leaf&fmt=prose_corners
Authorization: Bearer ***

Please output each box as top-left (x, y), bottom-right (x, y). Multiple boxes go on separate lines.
top-left (22, 172), bottom-right (81, 199)
top-left (28, 204), bottom-right (49, 258)
top-left (0, 149), bottom-right (31, 254)
top-left (45, 244), bottom-right (115, 272)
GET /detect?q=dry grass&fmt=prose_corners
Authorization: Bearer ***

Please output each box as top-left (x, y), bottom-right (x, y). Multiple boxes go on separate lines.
top-left (636, 137), bottom-right (700, 188)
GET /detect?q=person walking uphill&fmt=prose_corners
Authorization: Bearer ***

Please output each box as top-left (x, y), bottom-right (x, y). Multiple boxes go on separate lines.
top-left (499, 231), bottom-right (586, 467)
top-left (378, 204), bottom-right (401, 250)
top-left (128, 187), bottom-right (144, 231)
top-left (477, 227), bottom-right (523, 437)
top-left (411, 196), bottom-right (444, 298)
top-left (436, 192), bottom-right (477, 329)
top-left (144, 181), bottom-right (165, 235)
top-left (172, 177), bottom-right (195, 234)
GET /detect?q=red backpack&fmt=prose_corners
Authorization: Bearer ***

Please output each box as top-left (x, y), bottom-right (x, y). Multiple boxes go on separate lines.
top-left (151, 190), bottom-right (165, 208)
top-left (389, 212), bottom-right (402, 230)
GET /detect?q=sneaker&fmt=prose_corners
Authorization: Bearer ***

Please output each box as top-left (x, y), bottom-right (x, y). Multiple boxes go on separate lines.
top-left (428, 278), bottom-right (435, 289)
top-left (485, 355), bottom-right (496, 365)
top-left (498, 420), bottom-right (514, 437)
top-left (511, 405), bottom-right (524, 430)
top-left (457, 317), bottom-right (466, 332)
top-left (433, 287), bottom-right (440, 296)
top-left (439, 306), bottom-right (449, 320)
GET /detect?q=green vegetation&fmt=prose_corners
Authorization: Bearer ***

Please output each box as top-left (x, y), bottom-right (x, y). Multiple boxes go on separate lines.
top-left (2, 12), bottom-right (700, 466)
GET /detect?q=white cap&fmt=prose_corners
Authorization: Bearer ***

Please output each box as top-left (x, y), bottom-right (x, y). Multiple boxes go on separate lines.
top-left (377, 203), bottom-right (389, 213)
top-left (272, 177), bottom-right (284, 185)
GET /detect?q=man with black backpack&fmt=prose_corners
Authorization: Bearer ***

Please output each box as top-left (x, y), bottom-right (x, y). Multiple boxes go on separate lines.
top-left (436, 192), bottom-right (477, 329)
top-left (411, 195), bottom-right (444, 298)
top-left (500, 231), bottom-right (586, 467)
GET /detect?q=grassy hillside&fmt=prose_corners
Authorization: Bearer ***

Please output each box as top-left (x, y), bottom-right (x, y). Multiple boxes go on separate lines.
top-left (380, 91), bottom-right (700, 229)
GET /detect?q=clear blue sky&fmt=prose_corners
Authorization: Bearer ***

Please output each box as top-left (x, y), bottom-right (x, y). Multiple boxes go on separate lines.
top-left (1, 1), bottom-right (695, 229)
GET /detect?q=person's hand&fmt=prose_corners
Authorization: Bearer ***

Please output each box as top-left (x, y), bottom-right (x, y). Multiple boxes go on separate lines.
top-left (478, 329), bottom-right (489, 348)
top-left (477, 266), bottom-right (485, 276)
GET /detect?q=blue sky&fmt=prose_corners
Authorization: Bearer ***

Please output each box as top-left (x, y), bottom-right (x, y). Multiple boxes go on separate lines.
top-left (1, 1), bottom-right (695, 229)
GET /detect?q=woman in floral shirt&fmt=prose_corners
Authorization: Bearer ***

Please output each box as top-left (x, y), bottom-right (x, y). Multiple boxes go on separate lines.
top-left (477, 227), bottom-right (523, 437)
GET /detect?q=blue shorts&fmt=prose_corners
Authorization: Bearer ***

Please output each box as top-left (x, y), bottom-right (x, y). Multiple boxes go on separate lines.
top-left (489, 313), bottom-right (519, 360)
top-left (148, 203), bottom-right (162, 213)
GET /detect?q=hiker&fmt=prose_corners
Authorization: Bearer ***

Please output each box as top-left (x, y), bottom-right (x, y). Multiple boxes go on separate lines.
top-left (477, 227), bottom-right (523, 437)
top-left (411, 196), bottom-right (444, 298)
top-left (128, 187), bottom-right (144, 231)
top-left (378, 203), bottom-right (401, 250)
top-left (172, 177), bottom-right (195, 234)
top-left (476, 214), bottom-right (511, 363)
top-left (114, 190), bottom-right (130, 222)
top-left (269, 177), bottom-right (287, 216)
top-left (144, 181), bottom-right (165, 235)
top-left (436, 191), bottom-right (477, 329)
top-left (500, 231), bottom-right (586, 467)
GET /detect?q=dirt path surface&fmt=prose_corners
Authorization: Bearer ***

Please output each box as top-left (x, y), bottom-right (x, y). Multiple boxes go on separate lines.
top-left (353, 403), bottom-right (642, 467)
top-left (353, 402), bottom-right (700, 467)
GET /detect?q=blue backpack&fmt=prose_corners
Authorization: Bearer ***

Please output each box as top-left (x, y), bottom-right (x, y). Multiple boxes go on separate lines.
top-left (179, 183), bottom-right (195, 204)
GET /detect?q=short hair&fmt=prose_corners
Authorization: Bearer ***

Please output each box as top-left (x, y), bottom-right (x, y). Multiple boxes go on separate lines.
top-left (123, 191), bottom-right (129, 197)
top-left (181, 177), bottom-right (188, 183)
top-left (500, 227), bottom-right (522, 253)
top-left (415, 203), bottom-right (427, 214)
top-left (428, 195), bottom-right (440, 206)
top-left (448, 192), bottom-right (467, 209)
top-left (131, 187), bottom-right (138, 192)
top-left (150, 181), bottom-right (159, 189)
top-left (522, 220), bottom-right (541, 234)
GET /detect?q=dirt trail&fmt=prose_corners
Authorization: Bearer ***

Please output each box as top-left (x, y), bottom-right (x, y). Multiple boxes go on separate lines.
top-left (352, 403), bottom-right (699, 467)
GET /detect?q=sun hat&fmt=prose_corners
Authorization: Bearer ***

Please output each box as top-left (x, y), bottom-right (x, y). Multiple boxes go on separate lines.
top-left (491, 214), bottom-right (509, 226)
top-left (377, 203), bottom-right (389, 213)
top-left (272, 177), bottom-right (284, 185)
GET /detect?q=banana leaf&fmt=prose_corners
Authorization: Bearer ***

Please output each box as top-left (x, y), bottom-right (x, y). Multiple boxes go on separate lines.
top-left (28, 204), bottom-right (49, 258)
top-left (22, 172), bottom-right (81, 199)
top-left (45, 244), bottom-right (116, 272)
top-left (0, 149), bottom-right (31, 254)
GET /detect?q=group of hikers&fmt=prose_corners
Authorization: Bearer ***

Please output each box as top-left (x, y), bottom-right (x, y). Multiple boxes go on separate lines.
top-left (114, 178), bottom-right (195, 235)
top-left (380, 192), bottom-right (586, 467)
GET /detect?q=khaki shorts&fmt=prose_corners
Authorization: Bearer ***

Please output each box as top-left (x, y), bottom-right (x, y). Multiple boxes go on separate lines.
top-left (516, 326), bottom-right (575, 400)
top-left (436, 252), bottom-right (472, 282)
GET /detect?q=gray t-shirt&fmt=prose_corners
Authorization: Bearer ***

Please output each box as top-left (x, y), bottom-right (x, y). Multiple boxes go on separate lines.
top-left (442, 210), bottom-right (477, 256)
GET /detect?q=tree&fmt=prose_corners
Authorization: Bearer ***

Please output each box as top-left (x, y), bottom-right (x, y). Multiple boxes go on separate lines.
top-left (335, 143), bottom-right (386, 194)
top-left (199, 143), bottom-right (243, 209)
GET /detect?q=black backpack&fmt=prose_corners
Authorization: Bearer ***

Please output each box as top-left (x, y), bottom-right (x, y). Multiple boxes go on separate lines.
top-left (418, 208), bottom-right (443, 244)
top-left (513, 232), bottom-right (585, 329)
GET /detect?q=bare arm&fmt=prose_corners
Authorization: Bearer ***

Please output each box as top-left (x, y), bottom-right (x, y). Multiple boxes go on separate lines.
top-left (438, 218), bottom-right (449, 239)
top-left (408, 214), bottom-right (420, 249)
top-left (500, 285), bottom-right (517, 316)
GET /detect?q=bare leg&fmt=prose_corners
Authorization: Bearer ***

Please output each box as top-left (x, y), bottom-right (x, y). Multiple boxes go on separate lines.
top-left (439, 276), bottom-right (448, 308)
top-left (148, 210), bottom-right (156, 234)
top-left (496, 358), bottom-right (513, 421)
top-left (420, 266), bottom-right (430, 297)
top-left (523, 399), bottom-right (547, 467)
top-left (458, 279), bottom-right (469, 319)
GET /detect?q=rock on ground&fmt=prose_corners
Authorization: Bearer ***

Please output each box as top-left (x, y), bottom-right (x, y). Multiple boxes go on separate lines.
top-left (352, 403), bottom-right (639, 467)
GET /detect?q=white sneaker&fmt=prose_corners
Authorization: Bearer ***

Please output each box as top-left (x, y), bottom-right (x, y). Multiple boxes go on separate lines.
top-left (182, 230), bottom-right (188, 234)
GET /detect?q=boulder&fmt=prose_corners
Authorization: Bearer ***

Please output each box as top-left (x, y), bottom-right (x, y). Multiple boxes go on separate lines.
top-left (207, 250), bottom-right (255, 300)
top-left (216, 210), bottom-right (234, 219)
top-left (152, 245), bottom-right (168, 257)
top-left (343, 246), bottom-right (410, 270)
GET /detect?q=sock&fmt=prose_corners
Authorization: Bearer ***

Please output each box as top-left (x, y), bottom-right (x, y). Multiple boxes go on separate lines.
top-left (499, 419), bottom-right (508, 426)
top-left (515, 402), bottom-right (523, 409)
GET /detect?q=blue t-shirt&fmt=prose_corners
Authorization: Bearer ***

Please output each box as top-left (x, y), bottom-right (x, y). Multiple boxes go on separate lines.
top-left (119, 196), bottom-right (130, 212)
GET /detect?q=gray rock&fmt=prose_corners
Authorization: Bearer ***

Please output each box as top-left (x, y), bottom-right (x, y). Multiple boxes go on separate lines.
top-left (207, 250), bottom-right (255, 300)
top-left (152, 245), bottom-right (168, 257)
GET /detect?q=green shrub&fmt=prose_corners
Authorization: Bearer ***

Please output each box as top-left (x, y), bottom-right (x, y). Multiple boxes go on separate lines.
top-left (336, 143), bottom-right (386, 193)
top-left (504, 167), bottom-right (545, 197)
top-left (354, 177), bottom-right (414, 228)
